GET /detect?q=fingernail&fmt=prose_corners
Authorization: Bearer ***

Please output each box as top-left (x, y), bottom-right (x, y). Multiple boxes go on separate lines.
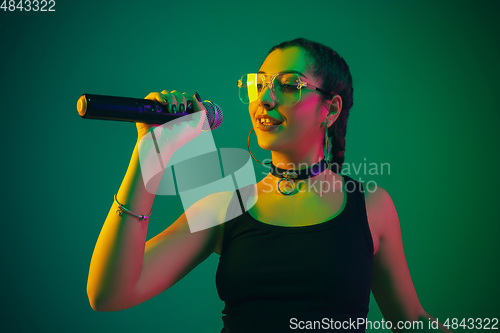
top-left (187, 100), bottom-right (192, 110)
top-left (179, 103), bottom-right (185, 113)
top-left (171, 104), bottom-right (177, 113)
top-left (195, 91), bottom-right (202, 102)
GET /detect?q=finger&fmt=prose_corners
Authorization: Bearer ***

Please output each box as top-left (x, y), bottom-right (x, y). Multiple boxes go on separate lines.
top-left (144, 92), bottom-right (170, 119)
top-left (191, 92), bottom-right (209, 130)
top-left (158, 90), bottom-right (169, 105)
top-left (171, 90), bottom-right (187, 114)
top-left (182, 92), bottom-right (192, 112)
top-left (192, 91), bottom-right (206, 112)
top-left (161, 91), bottom-right (178, 113)
top-left (144, 92), bottom-right (165, 103)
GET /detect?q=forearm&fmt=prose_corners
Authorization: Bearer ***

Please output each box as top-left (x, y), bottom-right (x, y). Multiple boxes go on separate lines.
top-left (87, 140), bottom-right (164, 311)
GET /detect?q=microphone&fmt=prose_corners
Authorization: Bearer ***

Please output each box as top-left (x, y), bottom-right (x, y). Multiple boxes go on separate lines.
top-left (77, 93), bottom-right (223, 131)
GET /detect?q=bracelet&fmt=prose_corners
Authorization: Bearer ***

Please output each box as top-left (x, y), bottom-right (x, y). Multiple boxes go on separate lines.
top-left (114, 194), bottom-right (153, 221)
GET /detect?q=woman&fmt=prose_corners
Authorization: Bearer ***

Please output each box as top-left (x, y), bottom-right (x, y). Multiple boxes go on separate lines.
top-left (87, 38), bottom-right (451, 332)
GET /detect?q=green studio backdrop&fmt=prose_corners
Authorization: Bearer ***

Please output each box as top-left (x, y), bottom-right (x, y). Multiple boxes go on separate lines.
top-left (0, 0), bottom-right (498, 332)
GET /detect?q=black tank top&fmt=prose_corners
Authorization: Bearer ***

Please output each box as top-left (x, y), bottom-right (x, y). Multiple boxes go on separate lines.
top-left (215, 175), bottom-right (374, 332)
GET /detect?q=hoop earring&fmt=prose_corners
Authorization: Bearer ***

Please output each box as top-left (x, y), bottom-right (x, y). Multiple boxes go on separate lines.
top-left (248, 127), bottom-right (272, 165)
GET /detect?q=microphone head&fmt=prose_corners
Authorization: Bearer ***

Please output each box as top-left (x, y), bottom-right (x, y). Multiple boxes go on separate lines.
top-left (202, 101), bottom-right (223, 131)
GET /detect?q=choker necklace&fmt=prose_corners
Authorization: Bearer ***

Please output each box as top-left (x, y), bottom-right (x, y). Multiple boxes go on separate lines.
top-left (270, 158), bottom-right (328, 195)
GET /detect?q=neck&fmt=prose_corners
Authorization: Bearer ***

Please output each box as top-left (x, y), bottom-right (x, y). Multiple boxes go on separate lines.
top-left (270, 143), bottom-right (325, 170)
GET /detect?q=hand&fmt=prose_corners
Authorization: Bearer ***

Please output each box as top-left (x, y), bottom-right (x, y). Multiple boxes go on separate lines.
top-left (137, 90), bottom-right (196, 139)
top-left (136, 91), bottom-right (207, 193)
top-left (137, 89), bottom-right (206, 152)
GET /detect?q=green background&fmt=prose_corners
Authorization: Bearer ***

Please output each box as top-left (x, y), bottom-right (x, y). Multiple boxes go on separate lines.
top-left (0, 0), bottom-right (498, 331)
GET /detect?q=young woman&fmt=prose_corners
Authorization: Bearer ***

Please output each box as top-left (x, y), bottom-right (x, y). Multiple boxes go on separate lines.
top-left (87, 38), bottom-right (451, 332)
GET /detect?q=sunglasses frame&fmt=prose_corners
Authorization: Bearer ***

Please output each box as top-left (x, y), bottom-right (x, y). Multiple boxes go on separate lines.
top-left (238, 72), bottom-right (334, 106)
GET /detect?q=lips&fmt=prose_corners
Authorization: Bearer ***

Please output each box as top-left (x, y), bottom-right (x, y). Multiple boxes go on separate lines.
top-left (258, 123), bottom-right (281, 131)
top-left (256, 114), bottom-right (283, 126)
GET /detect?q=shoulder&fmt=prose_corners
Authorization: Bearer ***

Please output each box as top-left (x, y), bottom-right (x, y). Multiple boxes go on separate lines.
top-left (364, 184), bottom-right (424, 322)
top-left (359, 181), bottom-right (400, 253)
top-left (361, 182), bottom-right (394, 211)
top-left (360, 182), bottom-right (424, 320)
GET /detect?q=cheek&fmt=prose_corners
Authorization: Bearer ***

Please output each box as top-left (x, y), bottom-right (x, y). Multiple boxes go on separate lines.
top-left (248, 102), bottom-right (258, 119)
top-left (287, 98), bottom-right (323, 126)
top-left (301, 95), bottom-right (324, 111)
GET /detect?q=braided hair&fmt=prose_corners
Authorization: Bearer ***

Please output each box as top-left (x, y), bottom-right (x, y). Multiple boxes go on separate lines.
top-left (268, 38), bottom-right (354, 174)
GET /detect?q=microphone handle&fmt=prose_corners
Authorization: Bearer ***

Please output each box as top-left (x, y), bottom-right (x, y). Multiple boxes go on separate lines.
top-left (77, 93), bottom-right (197, 124)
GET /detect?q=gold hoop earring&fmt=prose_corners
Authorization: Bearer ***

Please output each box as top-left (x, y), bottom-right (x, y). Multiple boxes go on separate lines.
top-left (248, 127), bottom-right (272, 165)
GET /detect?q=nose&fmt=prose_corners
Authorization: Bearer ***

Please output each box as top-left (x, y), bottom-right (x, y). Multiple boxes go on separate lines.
top-left (258, 82), bottom-right (276, 110)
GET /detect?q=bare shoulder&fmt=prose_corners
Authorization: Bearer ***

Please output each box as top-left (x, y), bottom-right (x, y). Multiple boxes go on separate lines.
top-left (360, 182), bottom-right (399, 255)
top-left (361, 182), bottom-right (424, 320)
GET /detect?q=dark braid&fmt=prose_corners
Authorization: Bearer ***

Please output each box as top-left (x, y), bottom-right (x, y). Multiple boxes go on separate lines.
top-left (268, 38), bottom-right (354, 174)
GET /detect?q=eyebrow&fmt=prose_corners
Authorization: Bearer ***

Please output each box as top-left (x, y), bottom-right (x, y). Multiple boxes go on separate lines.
top-left (257, 70), bottom-right (307, 78)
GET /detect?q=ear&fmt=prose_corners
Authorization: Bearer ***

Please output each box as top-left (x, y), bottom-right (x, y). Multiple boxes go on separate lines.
top-left (323, 95), bottom-right (342, 127)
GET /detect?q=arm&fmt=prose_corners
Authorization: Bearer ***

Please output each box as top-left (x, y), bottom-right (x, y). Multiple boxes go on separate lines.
top-left (87, 140), bottom-right (156, 311)
top-left (363, 184), bottom-right (452, 332)
top-left (87, 140), bottom-right (228, 312)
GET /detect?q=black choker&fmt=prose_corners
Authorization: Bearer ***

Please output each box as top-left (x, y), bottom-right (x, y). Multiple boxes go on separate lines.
top-left (270, 158), bottom-right (328, 195)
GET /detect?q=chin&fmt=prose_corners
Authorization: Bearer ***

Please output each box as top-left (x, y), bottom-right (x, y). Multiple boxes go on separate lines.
top-left (255, 138), bottom-right (274, 151)
top-left (255, 131), bottom-right (284, 151)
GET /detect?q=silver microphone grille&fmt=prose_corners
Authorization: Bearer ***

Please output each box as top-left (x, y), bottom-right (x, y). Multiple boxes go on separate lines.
top-left (202, 100), bottom-right (223, 131)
